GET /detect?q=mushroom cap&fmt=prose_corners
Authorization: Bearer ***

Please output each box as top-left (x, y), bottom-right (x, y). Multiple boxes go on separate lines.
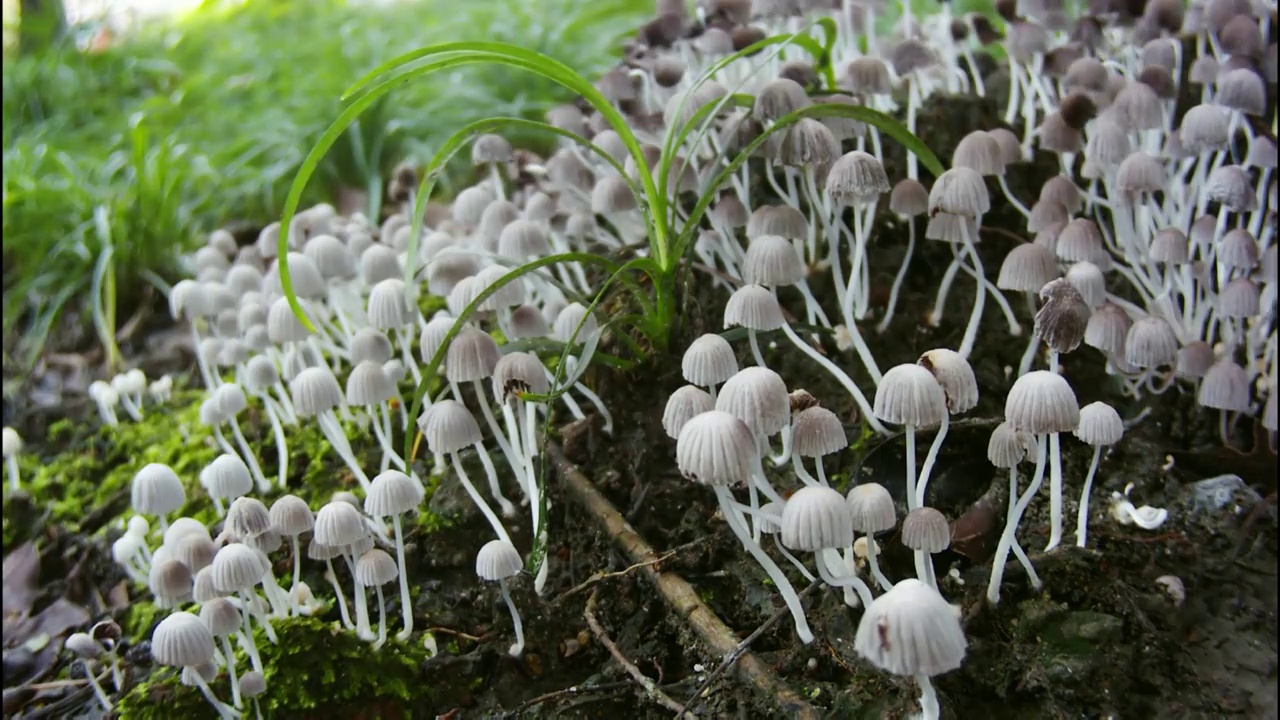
top-left (1074, 401), bottom-right (1124, 446)
top-left (2, 427), bottom-right (22, 457)
top-left (987, 422), bottom-right (1035, 469)
top-left (313, 501), bottom-right (368, 548)
top-left (65, 632), bottom-right (103, 660)
top-left (192, 566), bottom-right (222, 604)
top-left (790, 406), bottom-right (846, 458)
top-left (742, 235), bottom-right (804, 288)
top-left (290, 367), bottom-right (344, 417)
top-left (715, 366), bottom-right (791, 439)
top-left (346, 360), bottom-right (395, 407)
top-left (226, 496), bottom-right (272, 539)
top-left (917, 349), bottom-right (978, 415)
top-left (682, 334), bottom-right (739, 388)
top-left (675, 410), bottom-right (758, 486)
top-left (846, 482), bottom-right (897, 533)
top-left (149, 558), bottom-right (193, 602)
top-left (210, 543), bottom-right (269, 593)
top-left (419, 315), bottom-right (457, 365)
top-left (997, 243), bottom-right (1061, 292)
top-left (350, 328), bottom-right (395, 366)
top-left (239, 671), bottom-right (268, 699)
top-left (1176, 341), bottom-right (1216, 379)
top-left (418, 399), bottom-right (482, 455)
top-left (723, 284), bottom-right (785, 331)
top-left (476, 539), bottom-right (523, 581)
top-left (901, 507), bottom-right (951, 552)
top-left (200, 454), bottom-right (253, 501)
top-left (132, 463), bottom-right (186, 516)
top-left (365, 470), bottom-right (424, 517)
top-left (172, 533), bottom-right (216, 575)
top-left (355, 548), bottom-right (399, 586)
top-left (1198, 359), bottom-right (1251, 412)
top-left (873, 364), bottom-right (947, 427)
top-left (825, 150), bottom-right (891, 206)
top-left (757, 500), bottom-right (785, 535)
top-left (780, 486), bottom-right (854, 551)
top-left (551, 302), bottom-right (599, 346)
top-left (199, 597), bottom-right (241, 638)
top-left (491, 351), bottom-right (550, 404)
top-left (1004, 371), bottom-right (1080, 434)
top-left (663, 385), bottom-right (716, 440)
top-left (269, 494), bottom-right (315, 536)
top-left (152, 612), bottom-right (216, 668)
top-left (1124, 316), bottom-right (1179, 368)
top-left (1084, 302), bottom-right (1132, 357)
top-left (445, 326), bottom-right (501, 382)
top-left (853, 578), bottom-right (968, 677)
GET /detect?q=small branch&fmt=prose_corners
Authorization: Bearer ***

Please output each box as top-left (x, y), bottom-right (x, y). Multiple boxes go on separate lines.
top-left (424, 626), bottom-right (484, 642)
top-left (496, 680), bottom-right (638, 718)
top-left (552, 445), bottom-right (820, 720)
top-left (555, 550), bottom-right (678, 605)
top-left (681, 580), bottom-right (823, 715)
top-left (585, 588), bottom-right (696, 719)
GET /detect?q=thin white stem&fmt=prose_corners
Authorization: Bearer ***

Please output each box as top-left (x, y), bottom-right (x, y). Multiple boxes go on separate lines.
top-left (914, 415), bottom-right (950, 508)
top-left (499, 578), bottom-right (525, 657)
top-left (451, 452), bottom-right (512, 545)
top-left (392, 514), bottom-right (414, 641)
top-left (1075, 445), bottom-right (1103, 548)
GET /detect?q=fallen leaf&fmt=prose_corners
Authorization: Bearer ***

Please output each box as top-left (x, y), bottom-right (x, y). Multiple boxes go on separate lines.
top-left (2, 543), bottom-right (38, 616)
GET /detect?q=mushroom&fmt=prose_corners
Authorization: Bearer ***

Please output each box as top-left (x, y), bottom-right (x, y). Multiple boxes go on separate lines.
top-left (201, 454), bottom-right (253, 518)
top-left (419, 400), bottom-right (514, 547)
top-left (238, 670), bottom-right (268, 720)
top-left (268, 494), bottom-right (315, 615)
top-left (872, 364), bottom-right (947, 511)
top-left (1005, 371), bottom-right (1081, 553)
top-left (200, 598), bottom-right (244, 708)
top-left (914, 349), bottom-right (978, 508)
top-left (2, 427), bottom-right (21, 490)
top-left (355, 548), bottom-right (399, 648)
top-left (364, 470), bottom-right (423, 640)
top-left (847, 483), bottom-right (897, 593)
top-left (475, 539), bottom-right (526, 657)
top-left (151, 612), bottom-right (239, 719)
top-left (1073, 402), bottom-right (1124, 548)
top-left (984, 422), bottom-right (1043, 606)
top-left (314, 501), bottom-right (376, 641)
top-left (780, 486), bottom-right (875, 608)
top-left (290, 366), bottom-right (371, 491)
top-left (210, 543), bottom-right (278, 671)
top-left (131, 463), bottom-right (186, 535)
top-left (902, 507), bottom-right (951, 592)
top-left (65, 632), bottom-right (114, 711)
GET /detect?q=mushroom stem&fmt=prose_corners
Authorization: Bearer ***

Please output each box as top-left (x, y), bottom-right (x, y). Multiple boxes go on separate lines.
top-left (235, 591), bottom-right (266, 673)
top-left (190, 670), bottom-right (240, 720)
top-left (227, 420), bottom-right (269, 494)
top-left (793, 456), bottom-right (822, 487)
top-left (498, 577), bottom-right (525, 657)
top-left (905, 425), bottom-right (919, 511)
top-left (956, 222), bottom-right (987, 359)
top-left (863, 533), bottom-right (893, 592)
top-left (524, 401), bottom-right (551, 596)
top-left (713, 485), bottom-right (814, 644)
top-left (813, 548), bottom-right (875, 608)
top-left (323, 558), bottom-right (354, 629)
top-left (1075, 445), bottom-right (1104, 548)
top-left (1044, 432), bottom-right (1065, 552)
top-left (450, 452), bottom-right (513, 545)
top-left (914, 414), bottom-right (950, 508)
top-left (261, 399), bottom-right (289, 488)
top-left (343, 553), bottom-right (375, 641)
top-left (772, 535), bottom-right (815, 582)
top-left (916, 672), bottom-right (940, 720)
top-left (391, 514), bottom-right (414, 641)
top-left (81, 661), bottom-right (113, 711)
top-left (288, 536), bottom-right (303, 613)
top-left (463, 381), bottom-right (519, 517)
top-left (220, 636), bottom-right (242, 709)
top-left (747, 328), bottom-right (768, 368)
top-left (316, 411), bottom-right (371, 491)
top-left (987, 436), bottom-right (1048, 605)
top-left (778, 321), bottom-right (887, 434)
top-left (913, 549), bottom-right (939, 591)
top-left (373, 584), bottom-right (388, 649)
top-left (876, 217), bottom-right (916, 334)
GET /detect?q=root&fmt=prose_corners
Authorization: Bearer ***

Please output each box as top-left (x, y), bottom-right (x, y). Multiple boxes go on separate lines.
top-left (552, 445), bottom-right (820, 720)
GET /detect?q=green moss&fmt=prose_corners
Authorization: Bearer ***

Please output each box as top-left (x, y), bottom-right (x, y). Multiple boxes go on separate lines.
top-left (116, 616), bottom-right (432, 720)
top-left (121, 600), bottom-right (168, 645)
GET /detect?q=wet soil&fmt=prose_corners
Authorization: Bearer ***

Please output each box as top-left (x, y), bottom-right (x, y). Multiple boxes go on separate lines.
top-left (3, 94), bottom-right (1277, 720)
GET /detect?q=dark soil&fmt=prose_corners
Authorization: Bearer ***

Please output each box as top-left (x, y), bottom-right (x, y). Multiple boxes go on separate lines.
top-left (3, 93), bottom-right (1277, 720)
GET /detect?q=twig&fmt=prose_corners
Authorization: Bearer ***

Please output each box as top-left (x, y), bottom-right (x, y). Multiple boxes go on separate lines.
top-left (424, 626), bottom-right (484, 642)
top-left (584, 588), bottom-right (696, 718)
top-left (552, 445), bottom-right (819, 720)
top-left (495, 680), bottom-right (639, 718)
top-left (555, 550), bottom-right (679, 605)
top-left (680, 581), bottom-right (823, 715)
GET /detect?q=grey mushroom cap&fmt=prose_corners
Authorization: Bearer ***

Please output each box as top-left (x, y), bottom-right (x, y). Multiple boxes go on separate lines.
top-left (1124, 316), bottom-right (1179, 368)
top-left (210, 542), bottom-right (269, 594)
top-left (791, 406), bottom-right (847, 458)
top-left (1084, 302), bottom-right (1132, 357)
top-left (997, 243), bottom-right (1061, 292)
top-left (988, 422), bottom-right (1035, 469)
top-left (902, 507), bottom-right (951, 553)
top-left (476, 539), bottom-right (523, 581)
top-left (780, 486), bottom-right (855, 551)
top-left (825, 150), bottom-right (891, 206)
top-left (151, 611), bottom-right (216, 668)
top-left (715, 366), bottom-right (791, 439)
top-left (1074, 401), bottom-right (1124, 446)
top-left (757, 500), bottom-right (785, 535)
top-left (350, 328), bottom-right (395, 366)
top-left (918, 349), bottom-right (978, 415)
top-left (1176, 341), bottom-right (1216, 379)
top-left (199, 597), bottom-right (242, 638)
top-left (192, 566), bottom-right (222, 603)
top-left (928, 167), bottom-right (991, 217)
top-left (419, 399), bottom-right (483, 455)
top-left (365, 470), bottom-right (424, 517)
top-left (742, 235), bottom-right (805, 288)
top-left (723, 284), bottom-right (785, 331)
top-left (149, 558), bottom-right (193, 602)
top-left (853, 578), bottom-right (968, 677)
top-left (65, 633), bottom-right (104, 660)
top-left (507, 305), bottom-right (551, 339)
top-left (269, 494), bottom-right (315, 536)
top-left (873, 364), bottom-right (947, 428)
top-left (346, 360), bottom-right (395, 407)
top-left (1197, 359), bottom-right (1251, 412)
top-left (446, 326), bottom-right (501, 382)
top-left (419, 316), bottom-right (457, 365)
top-left (675, 410), bottom-right (758, 486)
top-left (663, 385), bottom-right (716, 440)
top-left (847, 482), bottom-right (897, 533)
top-left (682, 333), bottom-right (739, 388)
top-left (551, 302), bottom-right (600, 346)
top-left (1004, 370), bottom-right (1081, 435)
top-left (239, 671), bottom-right (268, 699)
top-left (132, 463), bottom-right (187, 516)
top-left (201, 454), bottom-right (252, 501)
top-left (313, 501), bottom-right (368, 548)
top-left (492, 352), bottom-right (551, 404)
top-left (290, 367), bottom-right (345, 417)
top-left (355, 548), bottom-right (399, 587)
top-left (172, 533), bottom-right (216, 575)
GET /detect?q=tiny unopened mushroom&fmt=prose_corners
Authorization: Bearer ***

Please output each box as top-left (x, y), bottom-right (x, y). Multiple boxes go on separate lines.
top-left (2, 427), bottom-right (21, 490)
top-left (238, 670), bottom-right (267, 720)
top-left (65, 632), bottom-right (113, 711)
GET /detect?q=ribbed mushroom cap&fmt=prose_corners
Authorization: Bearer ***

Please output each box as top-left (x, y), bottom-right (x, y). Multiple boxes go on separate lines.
top-left (1205, 165), bottom-right (1259, 212)
top-left (150, 557), bottom-right (193, 603)
top-left (1065, 261), bottom-right (1106, 308)
top-left (747, 205), bottom-right (809, 241)
top-left (675, 410), bottom-right (758, 486)
top-left (476, 539), bottom-right (523, 581)
top-left (928, 167), bottom-right (991, 217)
top-left (1124, 316), bottom-right (1178, 368)
top-left (152, 612), bottom-right (216, 668)
top-left (498, 219), bottom-right (550, 259)
top-left (419, 399), bottom-right (482, 455)
top-left (825, 151), bottom-right (891, 206)
top-left (269, 495), bottom-right (314, 536)
top-left (1085, 119), bottom-right (1131, 167)
top-left (779, 118), bottom-right (840, 167)
top-left (846, 482), bottom-right (897, 533)
top-left (1218, 278), bottom-right (1260, 318)
top-left (346, 361), bottom-right (395, 407)
top-left (845, 56), bottom-right (892, 94)
top-left (346, 328), bottom-right (393, 367)
top-left (988, 421), bottom-right (1035, 468)
top-left (1218, 229), bottom-right (1259, 269)
top-left (1176, 341), bottom-right (1215, 379)
top-left (244, 529), bottom-right (283, 554)
top-left (418, 315), bottom-right (456, 365)
top-left (1149, 228), bottom-right (1189, 265)
top-left (753, 77), bottom-right (810, 123)
top-left (492, 351), bottom-right (550, 404)
top-left (682, 334), bottom-right (739, 388)
top-left (551, 303), bottom-right (599, 346)
top-left (172, 531), bottom-right (217, 574)
top-left (780, 486), bottom-right (854, 551)
top-left (1215, 67), bottom-right (1266, 116)
top-left (473, 265), bottom-right (527, 313)
top-left (199, 597), bottom-right (241, 638)
top-left (1179, 104), bottom-right (1230, 154)
top-left (365, 470), bottom-right (424, 517)
top-left (1028, 199), bottom-right (1069, 233)
top-left (132, 463), bottom-right (186, 516)
top-left (997, 243), bottom-right (1060, 292)
top-left (201, 454), bottom-right (252, 501)
top-left (290, 367), bottom-right (344, 417)
top-left (715, 366), bottom-right (791, 439)
top-left (1074, 401), bottom-right (1124, 446)
top-left (210, 542), bottom-right (268, 593)
top-left (192, 566), bottom-right (221, 603)
top-left (426, 251), bottom-right (479, 298)
top-left (902, 507), bottom-right (950, 552)
top-left (472, 133), bottom-right (513, 165)
top-left (757, 500), bottom-right (785, 535)
top-left (853, 578), bottom-right (968, 677)
top-left (918, 349), bottom-right (978, 415)
top-left (355, 548), bottom-right (399, 586)
top-left (791, 406), bottom-right (846, 458)
top-left (1038, 113), bottom-right (1081, 153)
top-left (367, 278), bottom-right (414, 330)
top-left (874, 364), bottom-right (947, 427)
top-left (1004, 370), bottom-right (1080, 434)
top-left (360, 244), bottom-right (403, 285)
top-left (313, 501), bottom-right (367, 548)
top-left (507, 305), bottom-right (551, 340)
top-left (1034, 278), bottom-right (1091, 353)
top-left (742, 235), bottom-right (804, 287)
top-left (1056, 218), bottom-right (1104, 263)
top-left (1084, 302), bottom-right (1132, 356)
top-left (306, 540), bottom-right (343, 562)
top-left (663, 385), bottom-right (716, 440)
top-left (889, 179), bottom-right (930, 218)
top-left (723, 284), bottom-right (785, 331)
top-left (1198, 360), bottom-right (1250, 411)
top-left (951, 131), bottom-right (1005, 176)
top-left (181, 663), bottom-right (217, 686)
top-left (1039, 175), bottom-right (1082, 213)
top-left (445, 326), bottom-right (501, 382)
top-left (239, 671), bottom-right (268, 699)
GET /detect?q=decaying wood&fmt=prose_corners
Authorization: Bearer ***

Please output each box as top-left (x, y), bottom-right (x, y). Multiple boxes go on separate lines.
top-left (551, 445), bottom-right (820, 720)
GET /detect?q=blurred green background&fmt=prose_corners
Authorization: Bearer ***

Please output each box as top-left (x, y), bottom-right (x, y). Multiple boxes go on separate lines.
top-left (1, 0), bottom-right (651, 386)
